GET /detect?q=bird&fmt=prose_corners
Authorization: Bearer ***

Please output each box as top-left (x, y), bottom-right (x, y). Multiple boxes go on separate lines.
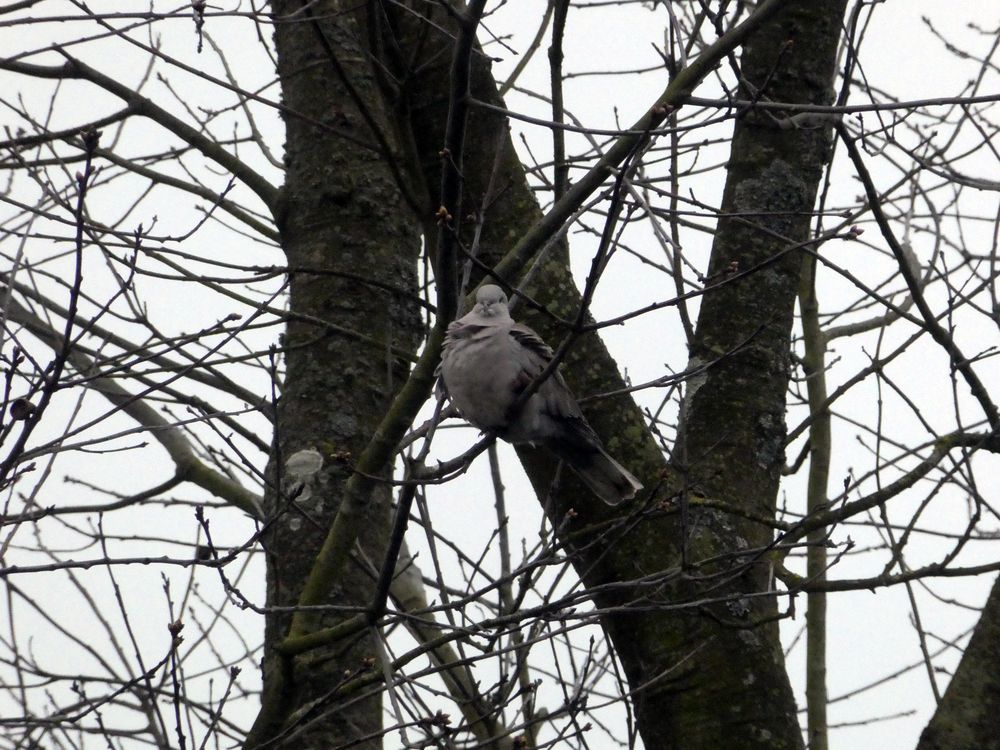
top-left (438, 284), bottom-right (642, 505)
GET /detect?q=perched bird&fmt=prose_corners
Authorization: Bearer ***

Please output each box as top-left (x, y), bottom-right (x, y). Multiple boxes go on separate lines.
top-left (439, 284), bottom-right (642, 505)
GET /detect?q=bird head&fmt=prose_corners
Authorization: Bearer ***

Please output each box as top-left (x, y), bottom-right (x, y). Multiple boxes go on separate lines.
top-left (473, 285), bottom-right (510, 319)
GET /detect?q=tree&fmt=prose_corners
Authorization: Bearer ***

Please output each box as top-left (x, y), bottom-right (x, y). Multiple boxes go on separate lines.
top-left (1, 1), bottom-right (999, 749)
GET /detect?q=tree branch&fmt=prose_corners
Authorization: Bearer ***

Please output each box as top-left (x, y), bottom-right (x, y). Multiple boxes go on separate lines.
top-left (0, 54), bottom-right (280, 212)
top-left (838, 122), bottom-right (1000, 432)
top-left (2, 297), bottom-right (263, 518)
top-left (487, 0), bottom-right (796, 286)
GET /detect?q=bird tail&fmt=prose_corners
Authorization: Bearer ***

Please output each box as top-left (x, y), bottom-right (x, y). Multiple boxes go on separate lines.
top-left (548, 437), bottom-right (643, 506)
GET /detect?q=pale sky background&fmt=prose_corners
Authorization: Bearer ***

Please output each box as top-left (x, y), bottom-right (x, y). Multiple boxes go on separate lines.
top-left (1, 1), bottom-right (999, 748)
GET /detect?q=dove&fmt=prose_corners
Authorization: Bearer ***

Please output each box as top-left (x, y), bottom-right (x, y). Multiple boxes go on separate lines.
top-left (439, 284), bottom-right (642, 505)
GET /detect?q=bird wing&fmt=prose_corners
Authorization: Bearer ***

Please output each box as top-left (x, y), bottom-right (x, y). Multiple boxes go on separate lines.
top-left (507, 324), bottom-right (590, 426)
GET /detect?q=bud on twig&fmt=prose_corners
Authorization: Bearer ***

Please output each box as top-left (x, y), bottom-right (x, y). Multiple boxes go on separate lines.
top-left (10, 399), bottom-right (36, 421)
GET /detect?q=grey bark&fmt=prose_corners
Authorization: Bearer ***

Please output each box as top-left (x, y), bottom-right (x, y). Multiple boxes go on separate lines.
top-left (385, 1), bottom-right (848, 748)
top-left (255, 0), bottom-right (850, 747)
top-left (918, 576), bottom-right (1000, 750)
top-left (254, 3), bottom-right (423, 747)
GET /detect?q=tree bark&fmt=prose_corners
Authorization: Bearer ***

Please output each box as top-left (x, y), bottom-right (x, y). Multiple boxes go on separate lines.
top-left (386, 1), bottom-right (848, 748)
top-left (917, 575), bottom-right (1000, 750)
top-left (255, 0), bottom-right (849, 746)
top-left (800, 254), bottom-right (832, 750)
top-left (254, 3), bottom-right (423, 747)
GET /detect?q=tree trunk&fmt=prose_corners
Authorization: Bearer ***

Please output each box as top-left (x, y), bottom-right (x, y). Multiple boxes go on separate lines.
top-left (917, 575), bottom-right (1000, 750)
top-left (255, 3), bottom-right (423, 746)
top-left (257, 0), bottom-right (849, 746)
top-left (386, 1), bottom-right (848, 748)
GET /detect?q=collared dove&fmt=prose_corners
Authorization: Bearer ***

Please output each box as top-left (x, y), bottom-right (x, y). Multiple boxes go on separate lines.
top-left (439, 284), bottom-right (642, 505)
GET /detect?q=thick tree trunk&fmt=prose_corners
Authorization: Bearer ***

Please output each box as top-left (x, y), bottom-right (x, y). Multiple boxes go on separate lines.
top-left (660, 4), bottom-right (847, 746)
top-left (255, 3), bottom-right (423, 747)
top-left (255, 0), bottom-right (848, 746)
top-left (917, 575), bottom-right (1000, 750)
top-left (385, 2), bottom-right (846, 748)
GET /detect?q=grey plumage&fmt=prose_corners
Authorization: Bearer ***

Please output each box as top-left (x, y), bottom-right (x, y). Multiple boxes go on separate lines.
top-left (439, 285), bottom-right (642, 505)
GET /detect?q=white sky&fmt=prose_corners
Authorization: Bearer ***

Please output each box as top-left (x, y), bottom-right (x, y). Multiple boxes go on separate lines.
top-left (1, 1), bottom-right (999, 748)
